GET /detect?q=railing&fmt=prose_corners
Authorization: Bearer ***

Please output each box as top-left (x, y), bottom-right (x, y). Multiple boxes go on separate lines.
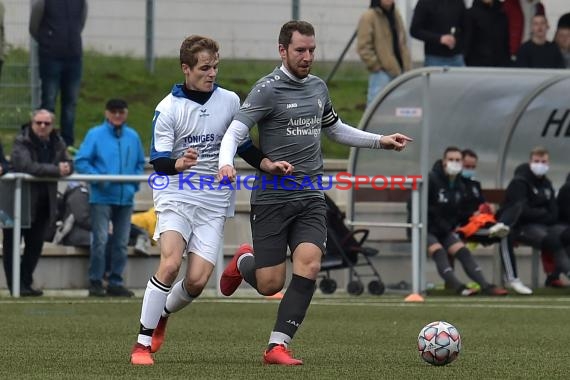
top-left (0, 173), bottom-right (425, 298)
top-left (1, 173), bottom-right (149, 297)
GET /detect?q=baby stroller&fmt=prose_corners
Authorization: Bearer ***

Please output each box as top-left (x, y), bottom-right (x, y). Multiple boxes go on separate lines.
top-left (320, 194), bottom-right (385, 296)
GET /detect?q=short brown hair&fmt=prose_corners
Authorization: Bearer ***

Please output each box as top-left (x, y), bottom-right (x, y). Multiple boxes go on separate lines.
top-left (443, 146), bottom-right (461, 159)
top-left (278, 20), bottom-right (315, 49)
top-left (180, 35), bottom-right (219, 68)
top-left (462, 148), bottom-right (478, 160)
top-left (530, 146), bottom-right (549, 158)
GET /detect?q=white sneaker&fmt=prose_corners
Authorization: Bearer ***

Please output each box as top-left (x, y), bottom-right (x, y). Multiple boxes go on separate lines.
top-left (489, 223), bottom-right (510, 238)
top-left (134, 234), bottom-right (151, 256)
top-left (508, 278), bottom-right (533, 295)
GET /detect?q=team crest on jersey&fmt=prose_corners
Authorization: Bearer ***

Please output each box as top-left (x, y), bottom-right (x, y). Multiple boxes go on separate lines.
top-left (318, 99), bottom-right (322, 109)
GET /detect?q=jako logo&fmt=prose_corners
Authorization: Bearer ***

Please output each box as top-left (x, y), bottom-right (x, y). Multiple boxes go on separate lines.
top-left (286, 103), bottom-right (298, 109)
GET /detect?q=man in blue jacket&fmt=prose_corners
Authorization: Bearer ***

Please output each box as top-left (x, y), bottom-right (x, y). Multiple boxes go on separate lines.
top-left (75, 99), bottom-right (145, 297)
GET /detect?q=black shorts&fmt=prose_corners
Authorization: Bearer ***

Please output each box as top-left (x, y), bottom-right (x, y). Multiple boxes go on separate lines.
top-left (250, 197), bottom-right (327, 268)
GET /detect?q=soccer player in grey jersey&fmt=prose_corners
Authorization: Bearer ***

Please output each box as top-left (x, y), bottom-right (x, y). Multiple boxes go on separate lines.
top-left (218, 20), bottom-right (412, 365)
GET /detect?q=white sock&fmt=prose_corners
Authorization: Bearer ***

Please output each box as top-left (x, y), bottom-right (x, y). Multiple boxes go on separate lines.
top-left (268, 331), bottom-right (292, 348)
top-left (137, 276), bottom-right (171, 346)
top-left (164, 279), bottom-right (196, 315)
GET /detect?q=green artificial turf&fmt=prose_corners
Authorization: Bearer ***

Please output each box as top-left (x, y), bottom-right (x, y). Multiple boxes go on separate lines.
top-left (2, 295), bottom-right (570, 379)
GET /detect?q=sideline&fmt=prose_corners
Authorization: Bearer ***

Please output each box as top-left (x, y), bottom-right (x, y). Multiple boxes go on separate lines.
top-left (3, 295), bottom-right (570, 310)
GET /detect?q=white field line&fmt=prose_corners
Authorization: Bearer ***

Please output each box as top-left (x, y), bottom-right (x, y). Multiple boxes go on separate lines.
top-left (3, 297), bottom-right (570, 310)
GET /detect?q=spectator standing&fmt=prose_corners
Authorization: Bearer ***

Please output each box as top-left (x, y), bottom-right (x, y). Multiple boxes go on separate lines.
top-left (516, 14), bottom-right (565, 68)
top-left (29, 0), bottom-right (88, 147)
top-left (0, 1), bottom-right (5, 78)
top-left (503, 0), bottom-right (545, 60)
top-left (555, 13), bottom-right (570, 68)
top-left (356, 0), bottom-right (411, 105)
top-left (464, 0), bottom-right (510, 67)
top-left (75, 99), bottom-right (145, 297)
top-left (410, 0), bottom-right (466, 67)
top-left (426, 147), bottom-right (507, 296)
top-left (2, 109), bottom-right (73, 296)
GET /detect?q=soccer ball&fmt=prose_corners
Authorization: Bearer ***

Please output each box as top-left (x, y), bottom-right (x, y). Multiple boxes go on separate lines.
top-left (417, 321), bottom-right (461, 366)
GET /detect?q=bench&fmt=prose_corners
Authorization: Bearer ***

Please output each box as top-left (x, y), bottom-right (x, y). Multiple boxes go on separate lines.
top-left (352, 188), bottom-right (542, 289)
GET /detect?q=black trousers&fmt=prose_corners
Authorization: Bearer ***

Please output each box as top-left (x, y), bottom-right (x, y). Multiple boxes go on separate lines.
top-left (3, 212), bottom-right (50, 290)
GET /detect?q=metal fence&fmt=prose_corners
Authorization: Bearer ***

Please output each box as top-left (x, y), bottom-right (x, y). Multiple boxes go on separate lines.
top-left (0, 172), bottom-right (425, 298)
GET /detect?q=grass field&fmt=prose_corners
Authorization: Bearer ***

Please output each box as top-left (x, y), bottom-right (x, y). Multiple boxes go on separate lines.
top-left (2, 294), bottom-right (570, 379)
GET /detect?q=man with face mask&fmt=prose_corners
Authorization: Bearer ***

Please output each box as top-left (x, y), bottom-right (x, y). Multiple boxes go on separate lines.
top-left (458, 149), bottom-right (532, 294)
top-left (427, 146), bottom-right (507, 296)
top-left (499, 146), bottom-right (570, 288)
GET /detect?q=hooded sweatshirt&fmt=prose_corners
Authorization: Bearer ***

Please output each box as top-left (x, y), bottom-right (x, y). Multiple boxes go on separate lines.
top-left (501, 162), bottom-right (557, 226)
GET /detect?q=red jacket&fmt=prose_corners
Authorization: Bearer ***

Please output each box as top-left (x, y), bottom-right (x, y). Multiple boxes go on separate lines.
top-left (502, 0), bottom-right (545, 56)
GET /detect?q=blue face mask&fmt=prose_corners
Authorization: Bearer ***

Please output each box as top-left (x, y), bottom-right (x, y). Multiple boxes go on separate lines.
top-left (461, 169), bottom-right (476, 179)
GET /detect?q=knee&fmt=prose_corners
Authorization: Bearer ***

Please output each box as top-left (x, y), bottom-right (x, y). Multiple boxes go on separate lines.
top-left (157, 259), bottom-right (182, 284)
top-left (184, 280), bottom-right (205, 297)
top-left (257, 278), bottom-right (285, 296)
top-left (305, 260), bottom-right (321, 278)
top-left (184, 275), bottom-right (209, 296)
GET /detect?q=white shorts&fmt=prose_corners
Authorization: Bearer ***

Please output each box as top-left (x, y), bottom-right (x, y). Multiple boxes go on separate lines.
top-left (154, 203), bottom-right (226, 265)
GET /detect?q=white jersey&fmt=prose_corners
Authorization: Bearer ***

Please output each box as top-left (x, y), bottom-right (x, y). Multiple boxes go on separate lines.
top-left (150, 84), bottom-right (241, 216)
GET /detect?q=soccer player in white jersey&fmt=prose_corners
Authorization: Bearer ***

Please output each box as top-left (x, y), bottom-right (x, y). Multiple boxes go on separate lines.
top-left (130, 35), bottom-right (291, 366)
top-left (217, 20), bottom-right (412, 365)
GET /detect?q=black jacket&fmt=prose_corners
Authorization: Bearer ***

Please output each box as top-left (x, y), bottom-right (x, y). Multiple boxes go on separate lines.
top-left (0, 141), bottom-right (9, 175)
top-left (500, 163), bottom-right (557, 226)
top-left (11, 125), bottom-right (73, 224)
top-left (459, 175), bottom-right (485, 225)
top-left (410, 0), bottom-right (466, 57)
top-left (464, 0), bottom-right (510, 67)
top-left (557, 173), bottom-right (570, 224)
top-left (427, 160), bottom-right (470, 238)
top-left (31, 0), bottom-right (87, 58)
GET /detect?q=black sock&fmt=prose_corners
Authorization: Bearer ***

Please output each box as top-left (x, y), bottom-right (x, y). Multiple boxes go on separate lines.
top-left (138, 323), bottom-right (153, 337)
top-left (432, 248), bottom-right (463, 290)
top-left (272, 274), bottom-right (315, 342)
top-left (237, 254), bottom-right (257, 289)
top-left (455, 247), bottom-right (490, 288)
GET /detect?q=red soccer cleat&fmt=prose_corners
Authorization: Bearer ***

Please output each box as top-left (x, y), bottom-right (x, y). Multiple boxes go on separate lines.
top-left (220, 243), bottom-right (253, 296)
top-left (151, 316), bottom-right (168, 353)
top-left (482, 285), bottom-right (508, 296)
top-left (263, 344), bottom-right (303, 365)
top-left (130, 343), bottom-right (154, 365)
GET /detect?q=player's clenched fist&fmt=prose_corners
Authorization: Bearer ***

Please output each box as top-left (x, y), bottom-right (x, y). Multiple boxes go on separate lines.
top-left (175, 148), bottom-right (198, 172)
top-left (218, 164), bottom-right (236, 183)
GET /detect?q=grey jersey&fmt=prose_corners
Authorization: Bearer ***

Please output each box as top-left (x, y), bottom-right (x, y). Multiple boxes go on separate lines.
top-left (235, 67), bottom-right (338, 204)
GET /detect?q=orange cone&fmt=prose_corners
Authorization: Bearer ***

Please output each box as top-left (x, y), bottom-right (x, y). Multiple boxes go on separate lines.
top-left (404, 293), bottom-right (424, 302)
top-left (264, 292), bottom-right (284, 300)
